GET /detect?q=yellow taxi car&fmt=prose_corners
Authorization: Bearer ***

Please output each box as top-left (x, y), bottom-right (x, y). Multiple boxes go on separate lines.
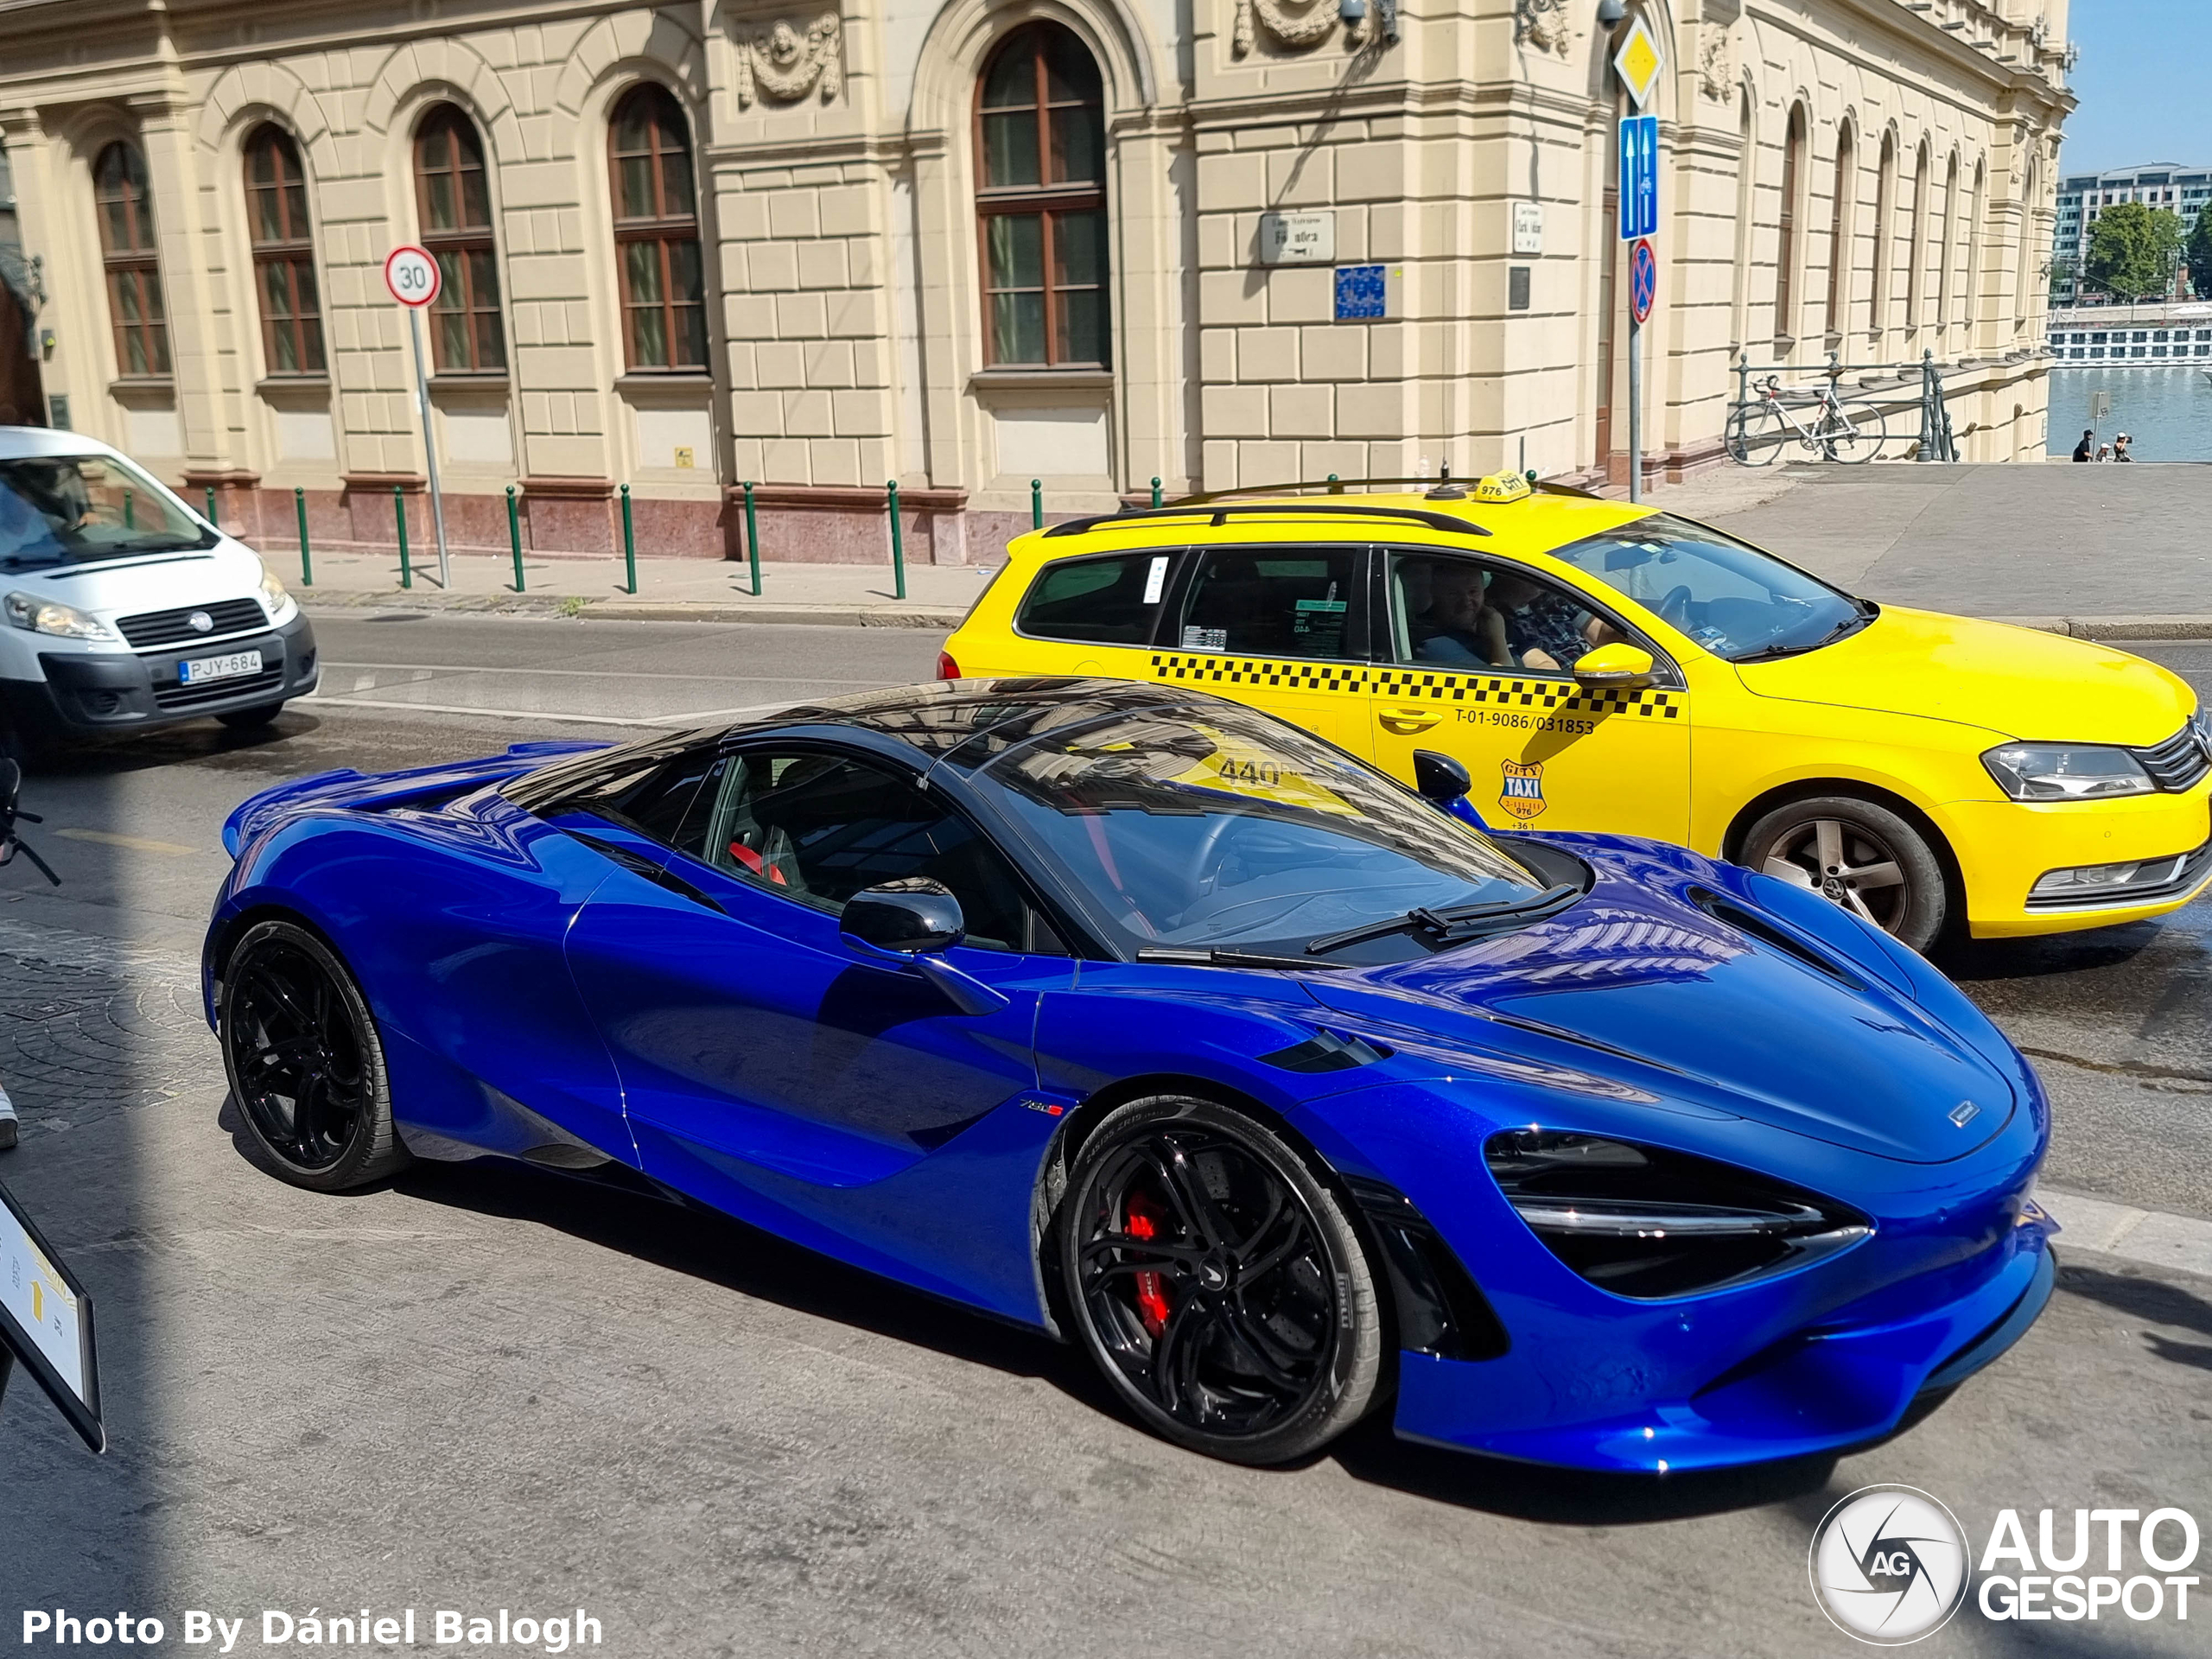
top-left (939, 473), bottom-right (2212, 950)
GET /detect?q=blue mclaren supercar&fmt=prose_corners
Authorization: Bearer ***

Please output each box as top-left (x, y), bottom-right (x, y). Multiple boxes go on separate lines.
top-left (205, 678), bottom-right (2054, 1471)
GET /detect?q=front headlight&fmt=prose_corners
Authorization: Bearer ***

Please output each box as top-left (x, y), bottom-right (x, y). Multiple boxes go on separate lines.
top-left (258, 565), bottom-right (292, 616)
top-left (1982, 742), bottom-right (2154, 801)
top-left (3, 591), bottom-right (115, 641)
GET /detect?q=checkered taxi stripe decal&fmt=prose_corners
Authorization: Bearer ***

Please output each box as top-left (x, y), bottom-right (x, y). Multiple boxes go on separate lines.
top-left (1149, 655), bottom-right (1681, 718)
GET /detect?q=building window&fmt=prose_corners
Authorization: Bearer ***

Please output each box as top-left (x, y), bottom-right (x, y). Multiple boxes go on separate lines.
top-left (243, 126), bottom-right (325, 377)
top-left (1823, 127), bottom-right (1853, 335)
top-left (975, 23), bottom-right (1109, 367)
top-left (607, 84), bottom-right (707, 371)
top-left (1776, 106), bottom-right (1806, 337)
top-left (93, 141), bottom-right (168, 378)
top-left (415, 107), bottom-right (505, 373)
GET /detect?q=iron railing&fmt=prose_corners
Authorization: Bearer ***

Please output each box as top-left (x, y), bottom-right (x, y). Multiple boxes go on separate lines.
top-left (1729, 350), bottom-right (1961, 464)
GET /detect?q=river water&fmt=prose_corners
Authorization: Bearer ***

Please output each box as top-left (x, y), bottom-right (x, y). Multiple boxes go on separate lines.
top-left (2044, 365), bottom-right (2212, 461)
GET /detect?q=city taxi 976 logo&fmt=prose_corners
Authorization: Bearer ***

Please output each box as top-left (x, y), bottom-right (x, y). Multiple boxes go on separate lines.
top-left (1809, 1485), bottom-right (2202, 1643)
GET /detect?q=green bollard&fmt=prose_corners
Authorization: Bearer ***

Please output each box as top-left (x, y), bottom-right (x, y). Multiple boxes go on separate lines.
top-left (620, 484), bottom-right (638, 595)
top-left (203, 486), bottom-right (218, 526)
top-left (741, 480), bottom-right (763, 597)
top-left (1030, 478), bottom-right (1042, 531)
top-left (1151, 476), bottom-right (1162, 508)
top-left (123, 487), bottom-right (134, 529)
top-left (1327, 473), bottom-right (1340, 494)
top-left (294, 486), bottom-right (312, 586)
top-left (887, 480), bottom-right (906, 601)
top-left (505, 486), bottom-right (524, 594)
top-left (393, 486), bottom-right (411, 590)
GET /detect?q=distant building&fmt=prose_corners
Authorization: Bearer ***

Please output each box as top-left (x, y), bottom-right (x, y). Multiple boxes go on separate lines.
top-left (2045, 302), bottom-right (2212, 365)
top-left (2052, 163), bottom-right (2210, 305)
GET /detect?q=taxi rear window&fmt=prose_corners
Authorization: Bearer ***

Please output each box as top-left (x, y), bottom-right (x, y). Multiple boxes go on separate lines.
top-left (1016, 550), bottom-right (1176, 645)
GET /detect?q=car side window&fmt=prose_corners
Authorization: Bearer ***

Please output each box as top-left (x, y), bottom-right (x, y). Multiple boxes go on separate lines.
top-left (1388, 553), bottom-right (1625, 677)
top-left (1175, 547), bottom-right (1359, 659)
top-left (544, 746), bottom-right (726, 849)
top-left (1017, 550), bottom-right (1179, 645)
top-left (693, 750), bottom-right (1055, 953)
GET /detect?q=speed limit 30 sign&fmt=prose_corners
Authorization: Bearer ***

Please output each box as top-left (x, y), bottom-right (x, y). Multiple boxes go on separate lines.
top-left (384, 245), bottom-right (441, 308)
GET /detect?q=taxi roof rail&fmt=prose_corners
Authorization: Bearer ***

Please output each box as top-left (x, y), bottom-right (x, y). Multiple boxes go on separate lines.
top-left (1039, 502), bottom-right (1490, 538)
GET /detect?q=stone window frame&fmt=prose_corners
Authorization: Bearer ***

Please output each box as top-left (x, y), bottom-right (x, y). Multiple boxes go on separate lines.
top-left (1774, 105), bottom-right (1807, 341)
top-left (1823, 121), bottom-right (1854, 339)
top-left (93, 140), bottom-right (169, 379)
top-left (972, 21), bottom-right (1111, 370)
top-left (242, 124), bottom-right (327, 378)
top-left (413, 105), bottom-right (507, 375)
top-left (607, 82), bottom-right (708, 372)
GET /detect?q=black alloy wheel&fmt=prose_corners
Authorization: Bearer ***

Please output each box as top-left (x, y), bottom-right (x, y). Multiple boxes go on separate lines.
top-left (219, 919), bottom-right (408, 1191)
top-left (1738, 793), bottom-right (1949, 951)
top-left (1059, 1096), bottom-right (1382, 1465)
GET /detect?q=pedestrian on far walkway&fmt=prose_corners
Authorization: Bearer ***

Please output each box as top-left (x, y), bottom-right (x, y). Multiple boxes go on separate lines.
top-left (2115, 433), bottom-right (2135, 462)
top-left (2097, 444), bottom-right (2113, 461)
top-left (2072, 428), bottom-right (2095, 461)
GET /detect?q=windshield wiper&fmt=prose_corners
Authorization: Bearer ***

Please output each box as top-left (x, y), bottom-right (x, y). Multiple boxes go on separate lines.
top-left (1304, 884), bottom-right (1580, 957)
top-left (1135, 946), bottom-right (1344, 971)
top-left (1733, 606), bottom-right (1875, 664)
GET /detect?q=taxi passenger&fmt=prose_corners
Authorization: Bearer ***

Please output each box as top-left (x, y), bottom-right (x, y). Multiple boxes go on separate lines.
top-left (1412, 563), bottom-right (1507, 667)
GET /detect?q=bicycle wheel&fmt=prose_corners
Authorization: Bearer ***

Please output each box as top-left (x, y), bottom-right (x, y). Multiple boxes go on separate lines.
top-left (1726, 403), bottom-right (1789, 467)
top-left (1823, 402), bottom-right (1888, 463)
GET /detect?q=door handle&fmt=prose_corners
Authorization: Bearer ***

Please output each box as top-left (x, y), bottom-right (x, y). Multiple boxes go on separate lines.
top-left (1378, 706), bottom-right (1442, 734)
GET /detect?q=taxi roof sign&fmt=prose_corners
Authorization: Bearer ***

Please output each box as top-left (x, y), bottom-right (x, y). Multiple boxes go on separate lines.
top-left (1611, 15), bottom-right (1665, 111)
top-left (1474, 469), bottom-right (1534, 504)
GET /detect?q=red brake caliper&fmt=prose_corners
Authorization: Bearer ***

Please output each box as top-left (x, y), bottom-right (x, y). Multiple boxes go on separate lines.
top-left (1124, 1192), bottom-right (1173, 1338)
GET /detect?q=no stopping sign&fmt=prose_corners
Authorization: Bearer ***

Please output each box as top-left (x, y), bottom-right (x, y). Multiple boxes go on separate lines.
top-left (384, 245), bottom-right (441, 308)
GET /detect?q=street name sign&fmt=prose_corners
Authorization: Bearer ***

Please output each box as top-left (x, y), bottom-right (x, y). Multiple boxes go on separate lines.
top-left (1259, 212), bottom-right (1336, 265)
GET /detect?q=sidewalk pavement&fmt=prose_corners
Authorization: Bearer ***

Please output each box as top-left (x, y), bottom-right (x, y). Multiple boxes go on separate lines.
top-left (285, 461), bottom-right (2212, 638)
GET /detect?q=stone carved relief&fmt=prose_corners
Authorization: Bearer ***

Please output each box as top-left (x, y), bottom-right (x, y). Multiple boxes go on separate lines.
top-left (1232, 0), bottom-right (1368, 56)
top-left (1697, 22), bottom-right (1735, 102)
top-left (733, 13), bottom-right (843, 107)
top-left (1514, 0), bottom-right (1573, 56)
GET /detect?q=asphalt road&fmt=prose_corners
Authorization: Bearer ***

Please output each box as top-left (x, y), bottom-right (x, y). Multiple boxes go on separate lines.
top-left (2, 614), bottom-right (2207, 1657)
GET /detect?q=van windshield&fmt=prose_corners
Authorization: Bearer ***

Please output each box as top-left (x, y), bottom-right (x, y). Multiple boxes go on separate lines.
top-left (0, 454), bottom-right (217, 569)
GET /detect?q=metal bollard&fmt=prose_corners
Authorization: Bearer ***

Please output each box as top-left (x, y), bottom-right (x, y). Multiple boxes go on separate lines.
top-left (1327, 473), bottom-right (1340, 493)
top-left (1031, 478), bottom-right (1043, 530)
top-left (203, 485), bottom-right (218, 527)
top-left (620, 484), bottom-right (638, 595)
top-left (506, 486), bottom-right (524, 594)
top-left (1151, 476), bottom-right (1162, 508)
top-left (294, 486), bottom-right (312, 586)
top-left (123, 488), bottom-right (134, 529)
top-left (887, 480), bottom-right (906, 601)
top-left (741, 481), bottom-right (763, 597)
top-left (393, 486), bottom-right (411, 590)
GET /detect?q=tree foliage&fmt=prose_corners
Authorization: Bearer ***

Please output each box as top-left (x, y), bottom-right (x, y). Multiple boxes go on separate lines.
top-left (2189, 209), bottom-right (2212, 301)
top-left (2084, 202), bottom-right (2184, 300)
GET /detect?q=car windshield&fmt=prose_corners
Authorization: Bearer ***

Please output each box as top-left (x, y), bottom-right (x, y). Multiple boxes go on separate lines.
top-left (970, 702), bottom-right (1554, 963)
top-left (1543, 514), bottom-right (1866, 662)
top-left (0, 453), bottom-right (216, 569)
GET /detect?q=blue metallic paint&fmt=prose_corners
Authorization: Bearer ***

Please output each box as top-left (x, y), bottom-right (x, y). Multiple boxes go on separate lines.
top-left (204, 695), bottom-right (2052, 1471)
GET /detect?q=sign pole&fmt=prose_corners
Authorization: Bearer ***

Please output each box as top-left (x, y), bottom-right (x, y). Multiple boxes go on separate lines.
top-left (406, 305), bottom-right (451, 590)
top-left (1612, 17), bottom-right (1662, 507)
top-left (1628, 306), bottom-right (1642, 505)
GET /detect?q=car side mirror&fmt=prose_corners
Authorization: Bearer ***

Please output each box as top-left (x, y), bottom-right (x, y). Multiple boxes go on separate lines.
top-left (1412, 749), bottom-right (1471, 805)
top-left (1572, 643), bottom-right (1655, 690)
top-left (842, 878), bottom-right (965, 955)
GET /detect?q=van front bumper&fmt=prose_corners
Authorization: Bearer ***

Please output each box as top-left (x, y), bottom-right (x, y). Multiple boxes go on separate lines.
top-left (0, 612), bottom-right (318, 739)
top-left (1949, 786), bottom-right (2212, 938)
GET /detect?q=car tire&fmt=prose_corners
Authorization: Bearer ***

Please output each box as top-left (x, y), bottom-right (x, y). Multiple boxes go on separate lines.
top-left (1739, 794), bottom-right (1948, 950)
top-left (1058, 1094), bottom-right (1384, 1465)
top-left (216, 702), bottom-right (284, 731)
top-left (219, 918), bottom-right (410, 1192)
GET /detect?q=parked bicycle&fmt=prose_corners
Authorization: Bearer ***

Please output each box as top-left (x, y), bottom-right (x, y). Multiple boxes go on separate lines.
top-left (1726, 375), bottom-right (1889, 466)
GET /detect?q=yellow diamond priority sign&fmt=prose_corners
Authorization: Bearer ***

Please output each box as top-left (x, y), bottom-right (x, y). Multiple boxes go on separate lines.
top-left (1612, 15), bottom-right (1665, 111)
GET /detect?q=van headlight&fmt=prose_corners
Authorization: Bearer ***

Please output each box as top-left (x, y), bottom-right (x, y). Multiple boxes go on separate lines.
top-left (258, 566), bottom-right (293, 619)
top-left (1982, 742), bottom-right (2154, 801)
top-left (3, 591), bottom-right (115, 641)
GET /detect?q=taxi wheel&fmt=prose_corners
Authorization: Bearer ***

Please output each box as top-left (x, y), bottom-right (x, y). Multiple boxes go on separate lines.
top-left (1740, 796), bottom-right (1948, 950)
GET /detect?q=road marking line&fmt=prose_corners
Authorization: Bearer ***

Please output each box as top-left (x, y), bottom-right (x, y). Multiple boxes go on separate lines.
top-left (321, 660), bottom-right (898, 685)
top-left (54, 828), bottom-right (201, 856)
top-left (301, 695), bottom-right (797, 728)
top-left (2039, 1186), bottom-right (2212, 1280)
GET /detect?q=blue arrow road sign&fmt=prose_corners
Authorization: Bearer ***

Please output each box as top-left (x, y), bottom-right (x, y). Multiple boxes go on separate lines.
top-left (1618, 114), bottom-right (1658, 241)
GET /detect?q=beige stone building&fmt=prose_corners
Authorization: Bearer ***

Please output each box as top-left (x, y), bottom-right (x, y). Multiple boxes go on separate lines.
top-left (0, 0), bottom-right (2071, 566)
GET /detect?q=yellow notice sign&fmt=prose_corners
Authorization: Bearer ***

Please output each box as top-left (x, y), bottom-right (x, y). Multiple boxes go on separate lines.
top-left (1612, 15), bottom-right (1665, 111)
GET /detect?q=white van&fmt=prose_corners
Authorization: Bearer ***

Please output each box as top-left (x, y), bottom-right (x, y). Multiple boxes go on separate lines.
top-left (0, 428), bottom-right (317, 757)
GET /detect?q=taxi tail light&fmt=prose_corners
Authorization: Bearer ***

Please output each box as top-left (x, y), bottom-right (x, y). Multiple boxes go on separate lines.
top-left (1484, 1130), bottom-right (1868, 1299)
top-left (936, 650), bottom-right (960, 681)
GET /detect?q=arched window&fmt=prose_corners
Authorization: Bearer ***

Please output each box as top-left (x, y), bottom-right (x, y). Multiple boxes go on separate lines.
top-left (975, 24), bottom-right (1109, 367)
top-left (1774, 106), bottom-right (1806, 339)
top-left (2014, 158), bottom-right (2040, 329)
top-left (1963, 160), bottom-right (1986, 339)
top-left (243, 126), bottom-right (325, 377)
top-left (607, 85), bottom-right (706, 370)
top-left (1824, 124), bottom-right (1854, 335)
top-left (1728, 90), bottom-right (1755, 350)
top-left (1938, 151), bottom-right (1960, 325)
top-left (1908, 143), bottom-right (1930, 325)
top-left (1870, 132), bottom-right (1897, 333)
top-left (415, 106), bottom-right (505, 372)
top-left (94, 141), bottom-right (168, 377)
